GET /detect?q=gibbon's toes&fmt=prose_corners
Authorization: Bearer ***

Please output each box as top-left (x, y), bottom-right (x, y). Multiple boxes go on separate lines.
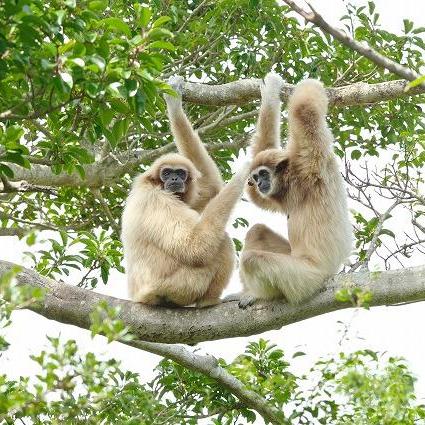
top-left (261, 72), bottom-right (284, 100)
top-left (238, 295), bottom-right (257, 309)
top-left (167, 75), bottom-right (184, 95)
top-left (221, 293), bottom-right (242, 303)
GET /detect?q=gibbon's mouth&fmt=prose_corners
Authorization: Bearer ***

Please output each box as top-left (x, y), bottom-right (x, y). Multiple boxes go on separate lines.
top-left (165, 182), bottom-right (185, 193)
top-left (258, 182), bottom-right (271, 194)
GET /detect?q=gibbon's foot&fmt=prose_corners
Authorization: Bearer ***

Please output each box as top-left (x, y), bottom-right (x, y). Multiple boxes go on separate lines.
top-left (164, 75), bottom-right (184, 109)
top-left (195, 297), bottom-right (221, 308)
top-left (238, 294), bottom-right (258, 309)
top-left (221, 292), bottom-right (242, 303)
top-left (261, 71), bottom-right (284, 102)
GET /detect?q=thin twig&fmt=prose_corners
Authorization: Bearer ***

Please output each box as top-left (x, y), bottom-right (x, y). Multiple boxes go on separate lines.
top-left (91, 188), bottom-right (121, 235)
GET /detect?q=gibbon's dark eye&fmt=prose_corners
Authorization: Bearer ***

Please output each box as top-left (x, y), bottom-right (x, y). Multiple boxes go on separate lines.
top-left (161, 168), bottom-right (173, 177)
top-left (252, 173), bottom-right (259, 182)
top-left (258, 169), bottom-right (269, 178)
top-left (175, 168), bottom-right (188, 181)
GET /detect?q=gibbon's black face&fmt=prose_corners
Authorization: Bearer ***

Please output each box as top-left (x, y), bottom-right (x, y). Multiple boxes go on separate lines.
top-left (160, 167), bottom-right (188, 193)
top-left (250, 166), bottom-right (272, 194)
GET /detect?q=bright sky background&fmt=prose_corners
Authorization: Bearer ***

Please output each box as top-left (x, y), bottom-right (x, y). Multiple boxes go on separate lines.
top-left (1, 0), bottom-right (425, 422)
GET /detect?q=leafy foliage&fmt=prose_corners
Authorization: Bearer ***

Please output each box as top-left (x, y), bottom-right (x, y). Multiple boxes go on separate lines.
top-left (1, 281), bottom-right (424, 424)
top-left (1, 1), bottom-right (425, 423)
top-left (0, 0), bottom-right (424, 285)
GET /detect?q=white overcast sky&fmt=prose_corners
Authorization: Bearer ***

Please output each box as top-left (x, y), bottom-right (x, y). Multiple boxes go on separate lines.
top-left (1, 0), bottom-right (425, 421)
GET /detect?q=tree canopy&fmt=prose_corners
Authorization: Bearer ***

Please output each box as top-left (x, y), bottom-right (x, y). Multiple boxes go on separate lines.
top-left (0, 0), bottom-right (425, 423)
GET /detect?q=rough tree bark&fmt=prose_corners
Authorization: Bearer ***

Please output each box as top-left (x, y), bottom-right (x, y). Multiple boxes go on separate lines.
top-left (1, 260), bottom-right (424, 345)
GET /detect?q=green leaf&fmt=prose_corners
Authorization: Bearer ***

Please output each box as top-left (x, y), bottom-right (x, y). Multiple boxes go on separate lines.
top-left (138, 6), bottom-right (152, 27)
top-left (149, 40), bottom-right (175, 51)
top-left (99, 107), bottom-right (115, 128)
top-left (101, 17), bottom-right (131, 37)
top-left (405, 75), bottom-right (425, 91)
top-left (0, 163), bottom-right (14, 178)
top-left (147, 27), bottom-right (173, 40)
top-left (88, 0), bottom-right (107, 11)
top-left (59, 72), bottom-right (73, 89)
top-left (403, 19), bottom-right (414, 33)
top-left (87, 54), bottom-right (106, 72)
top-left (351, 149), bottom-right (362, 160)
top-left (152, 16), bottom-right (171, 28)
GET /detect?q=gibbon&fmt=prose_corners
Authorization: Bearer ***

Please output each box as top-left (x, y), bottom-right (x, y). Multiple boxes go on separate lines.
top-left (237, 72), bottom-right (352, 308)
top-left (121, 76), bottom-right (248, 307)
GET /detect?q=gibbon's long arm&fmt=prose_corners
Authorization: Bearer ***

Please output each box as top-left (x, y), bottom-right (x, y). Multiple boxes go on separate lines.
top-left (287, 79), bottom-right (333, 166)
top-left (165, 76), bottom-right (223, 203)
top-left (139, 166), bottom-right (249, 267)
top-left (251, 73), bottom-right (283, 157)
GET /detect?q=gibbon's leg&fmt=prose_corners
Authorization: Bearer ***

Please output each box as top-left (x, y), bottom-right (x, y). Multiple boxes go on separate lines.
top-left (224, 224), bottom-right (290, 304)
top-left (287, 79), bottom-right (333, 162)
top-left (251, 72), bottom-right (284, 157)
top-left (196, 236), bottom-right (235, 308)
top-left (239, 251), bottom-right (326, 308)
top-left (164, 76), bottom-right (223, 207)
top-left (244, 223), bottom-right (291, 254)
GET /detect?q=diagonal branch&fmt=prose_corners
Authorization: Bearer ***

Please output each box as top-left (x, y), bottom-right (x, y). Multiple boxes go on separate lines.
top-left (91, 188), bottom-right (121, 235)
top-left (282, 0), bottom-right (424, 86)
top-left (1, 260), bottom-right (424, 345)
top-left (128, 340), bottom-right (286, 424)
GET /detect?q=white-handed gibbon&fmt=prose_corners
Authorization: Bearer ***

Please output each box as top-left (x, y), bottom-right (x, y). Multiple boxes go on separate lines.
top-left (121, 76), bottom-right (249, 307)
top-left (236, 72), bottom-right (353, 307)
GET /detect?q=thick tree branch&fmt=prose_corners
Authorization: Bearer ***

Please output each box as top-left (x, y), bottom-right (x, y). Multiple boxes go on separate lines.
top-left (1, 260), bottom-right (424, 345)
top-left (181, 78), bottom-right (425, 106)
top-left (5, 78), bottom-right (424, 189)
top-left (282, 0), bottom-right (424, 87)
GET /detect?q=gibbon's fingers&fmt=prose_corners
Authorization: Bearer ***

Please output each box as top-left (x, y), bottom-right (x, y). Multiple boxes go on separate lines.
top-left (168, 75), bottom-right (184, 94)
top-left (197, 164), bottom-right (248, 232)
top-left (164, 75), bottom-right (184, 110)
top-left (251, 72), bottom-right (283, 156)
top-left (260, 71), bottom-right (284, 103)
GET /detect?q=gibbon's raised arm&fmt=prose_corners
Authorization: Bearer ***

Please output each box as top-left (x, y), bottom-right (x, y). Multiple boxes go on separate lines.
top-left (251, 73), bottom-right (284, 157)
top-left (287, 79), bottom-right (333, 162)
top-left (165, 76), bottom-right (223, 201)
top-left (136, 165), bottom-right (249, 267)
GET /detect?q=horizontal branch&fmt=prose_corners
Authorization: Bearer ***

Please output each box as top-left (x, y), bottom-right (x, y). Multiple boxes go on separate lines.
top-left (6, 78), bottom-right (425, 189)
top-left (182, 78), bottom-right (425, 106)
top-left (1, 260), bottom-right (424, 345)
